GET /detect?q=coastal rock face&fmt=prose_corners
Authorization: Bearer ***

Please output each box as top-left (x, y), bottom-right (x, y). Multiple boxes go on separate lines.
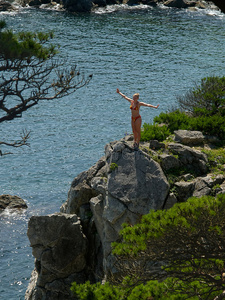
top-left (25, 213), bottom-right (88, 300)
top-left (62, 140), bottom-right (170, 272)
top-left (26, 131), bottom-right (225, 299)
top-left (0, 194), bottom-right (27, 210)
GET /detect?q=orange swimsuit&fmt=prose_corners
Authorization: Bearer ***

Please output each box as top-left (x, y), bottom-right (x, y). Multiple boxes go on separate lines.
top-left (130, 103), bottom-right (141, 122)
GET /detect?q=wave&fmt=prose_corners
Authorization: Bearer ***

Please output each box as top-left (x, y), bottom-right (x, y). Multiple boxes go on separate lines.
top-left (93, 3), bottom-right (152, 14)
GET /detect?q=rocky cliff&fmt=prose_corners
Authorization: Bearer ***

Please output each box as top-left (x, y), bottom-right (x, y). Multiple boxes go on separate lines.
top-left (25, 130), bottom-right (225, 300)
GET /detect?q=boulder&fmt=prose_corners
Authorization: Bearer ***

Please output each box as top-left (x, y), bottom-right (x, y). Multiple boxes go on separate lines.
top-left (174, 130), bottom-right (220, 146)
top-left (174, 130), bottom-right (205, 146)
top-left (168, 143), bottom-right (208, 175)
top-left (0, 194), bottom-right (27, 210)
top-left (25, 213), bottom-right (88, 300)
top-left (159, 153), bottom-right (181, 171)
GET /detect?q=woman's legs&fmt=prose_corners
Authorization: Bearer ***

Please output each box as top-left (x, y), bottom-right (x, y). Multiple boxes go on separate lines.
top-left (134, 117), bottom-right (142, 145)
top-left (131, 120), bottom-right (138, 144)
top-left (131, 117), bottom-right (142, 146)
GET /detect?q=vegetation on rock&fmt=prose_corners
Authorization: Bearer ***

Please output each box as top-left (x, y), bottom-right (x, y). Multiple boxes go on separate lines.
top-left (72, 194), bottom-right (225, 300)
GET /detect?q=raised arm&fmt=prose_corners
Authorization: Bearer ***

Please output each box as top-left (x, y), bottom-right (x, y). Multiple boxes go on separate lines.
top-left (116, 88), bottom-right (132, 102)
top-left (139, 101), bottom-right (159, 109)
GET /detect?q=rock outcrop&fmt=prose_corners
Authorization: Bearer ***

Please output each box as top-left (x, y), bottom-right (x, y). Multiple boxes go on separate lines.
top-left (25, 131), bottom-right (225, 299)
top-left (0, 194), bottom-right (27, 210)
top-left (25, 213), bottom-right (88, 300)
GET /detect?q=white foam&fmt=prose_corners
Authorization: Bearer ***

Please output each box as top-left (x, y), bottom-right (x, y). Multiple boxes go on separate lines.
top-left (93, 4), bottom-right (151, 14)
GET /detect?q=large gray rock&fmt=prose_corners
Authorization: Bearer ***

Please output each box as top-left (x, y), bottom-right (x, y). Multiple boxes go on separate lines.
top-left (91, 141), bottom-right (170, 271)
top-left (25, 213), bottom-right (88, 300)
top-left (174, 130), bottom-right (205, 146)
top-left (168, 143), bottom-right (208, 175)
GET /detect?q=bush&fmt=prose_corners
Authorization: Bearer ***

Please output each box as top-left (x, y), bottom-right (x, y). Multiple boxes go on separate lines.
top-left (140, 123), bottom-right (171, 142)
top-left (153, 110), bottom-right (225, 142)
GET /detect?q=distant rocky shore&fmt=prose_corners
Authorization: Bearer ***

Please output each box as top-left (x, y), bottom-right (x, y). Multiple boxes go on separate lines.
top-left (25, 130), bottom-right (225, 299)
top-left (0, 0), bottom-right (218, 14)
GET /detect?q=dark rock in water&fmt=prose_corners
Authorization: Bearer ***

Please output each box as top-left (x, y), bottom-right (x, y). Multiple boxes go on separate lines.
top-left (62, 0), bottom-right (92, 12)
top-left (0, 0), bottom-right (16, 11)
top-left (0, 194), bottom-right (28, 210)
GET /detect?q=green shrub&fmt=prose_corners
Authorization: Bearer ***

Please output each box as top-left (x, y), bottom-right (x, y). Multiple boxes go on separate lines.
top-left (153, 110), bottom-right (225, 142)
top-left (140, 123), bottom-right (171, 142)
top-left (153, 110), bottom-right (191, 133)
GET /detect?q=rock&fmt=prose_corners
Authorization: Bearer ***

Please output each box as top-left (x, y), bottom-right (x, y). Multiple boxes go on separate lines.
top-left (101, 141), bottom-right (170, 271)
top-left (174, 174), bottom-right (225, 202)
top-left (174, 130), bottom-right (205, 146)
top-left (163, 0), bottom-right (188, 8)
top-left (174, 181), bottom-right (195, 202)
top-left (26, 213), bottom-right (88, 300)
top-left (149, 140), bottom-right (166, 150)
top-left (0, 194), bottom-right (27, 210)
top-left (174, 130), bottom-right (220, 146)
top-left (159, 153), bottom-right (181, 171)
top-left (62, 0), bottom-right (92, 12)
top-left (60, 157), bottom-right (106, 215)
top-left (168, 143), bottom-right (208, 175)
top-left (0, 0), bottom-right (16, 11)
top-left (164, 192), bottom-right (177, 209)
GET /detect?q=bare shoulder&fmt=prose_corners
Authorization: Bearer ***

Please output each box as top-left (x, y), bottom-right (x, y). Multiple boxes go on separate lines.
top-left (139, 101), bottom-right (148, 106)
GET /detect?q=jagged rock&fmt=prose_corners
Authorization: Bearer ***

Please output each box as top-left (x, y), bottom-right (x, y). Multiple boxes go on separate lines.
top-left (159, 153), bottom-right (181, 171)
top-left (25, 213), bottom-right (88, 300)
top-left (168, 143), bottom-right (208, 175)
top-left (60, 157), bottom-right (106, 215)
top-left (174, 174), bottom-right (225, 202)
top-left (100, 141), bottom-right (170, 270)
top-left (0, 194), bottom-right (27, 210)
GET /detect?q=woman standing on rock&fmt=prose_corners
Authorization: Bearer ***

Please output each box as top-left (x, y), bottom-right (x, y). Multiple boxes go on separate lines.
top-left (116, 88), bottom-right (159, 149)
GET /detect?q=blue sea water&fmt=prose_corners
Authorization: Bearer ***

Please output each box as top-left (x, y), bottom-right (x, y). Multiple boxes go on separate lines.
top-left (0, 3), bottom-right (225, 299)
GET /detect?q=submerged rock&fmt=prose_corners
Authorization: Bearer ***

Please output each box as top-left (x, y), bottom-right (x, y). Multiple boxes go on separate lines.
top-left (0, 194), bottom-right (27, 210)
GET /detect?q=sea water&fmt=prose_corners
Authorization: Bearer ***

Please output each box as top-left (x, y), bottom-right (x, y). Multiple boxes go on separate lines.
top-left (0, 4), bottom-right (225, 299)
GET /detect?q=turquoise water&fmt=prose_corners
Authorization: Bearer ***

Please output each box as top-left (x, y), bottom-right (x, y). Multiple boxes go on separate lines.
top-left (0, 4), bottom-right (225, 299)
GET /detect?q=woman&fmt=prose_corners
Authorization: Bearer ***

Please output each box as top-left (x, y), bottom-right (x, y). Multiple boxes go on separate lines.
top-left (116, 88), bottom-right (159, 149)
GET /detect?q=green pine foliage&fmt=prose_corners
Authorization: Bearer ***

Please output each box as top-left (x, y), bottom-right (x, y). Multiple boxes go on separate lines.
top-left (71, 194), bottom-right (225, 299)
top-left (0, 21), bottom-right (56, 60)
